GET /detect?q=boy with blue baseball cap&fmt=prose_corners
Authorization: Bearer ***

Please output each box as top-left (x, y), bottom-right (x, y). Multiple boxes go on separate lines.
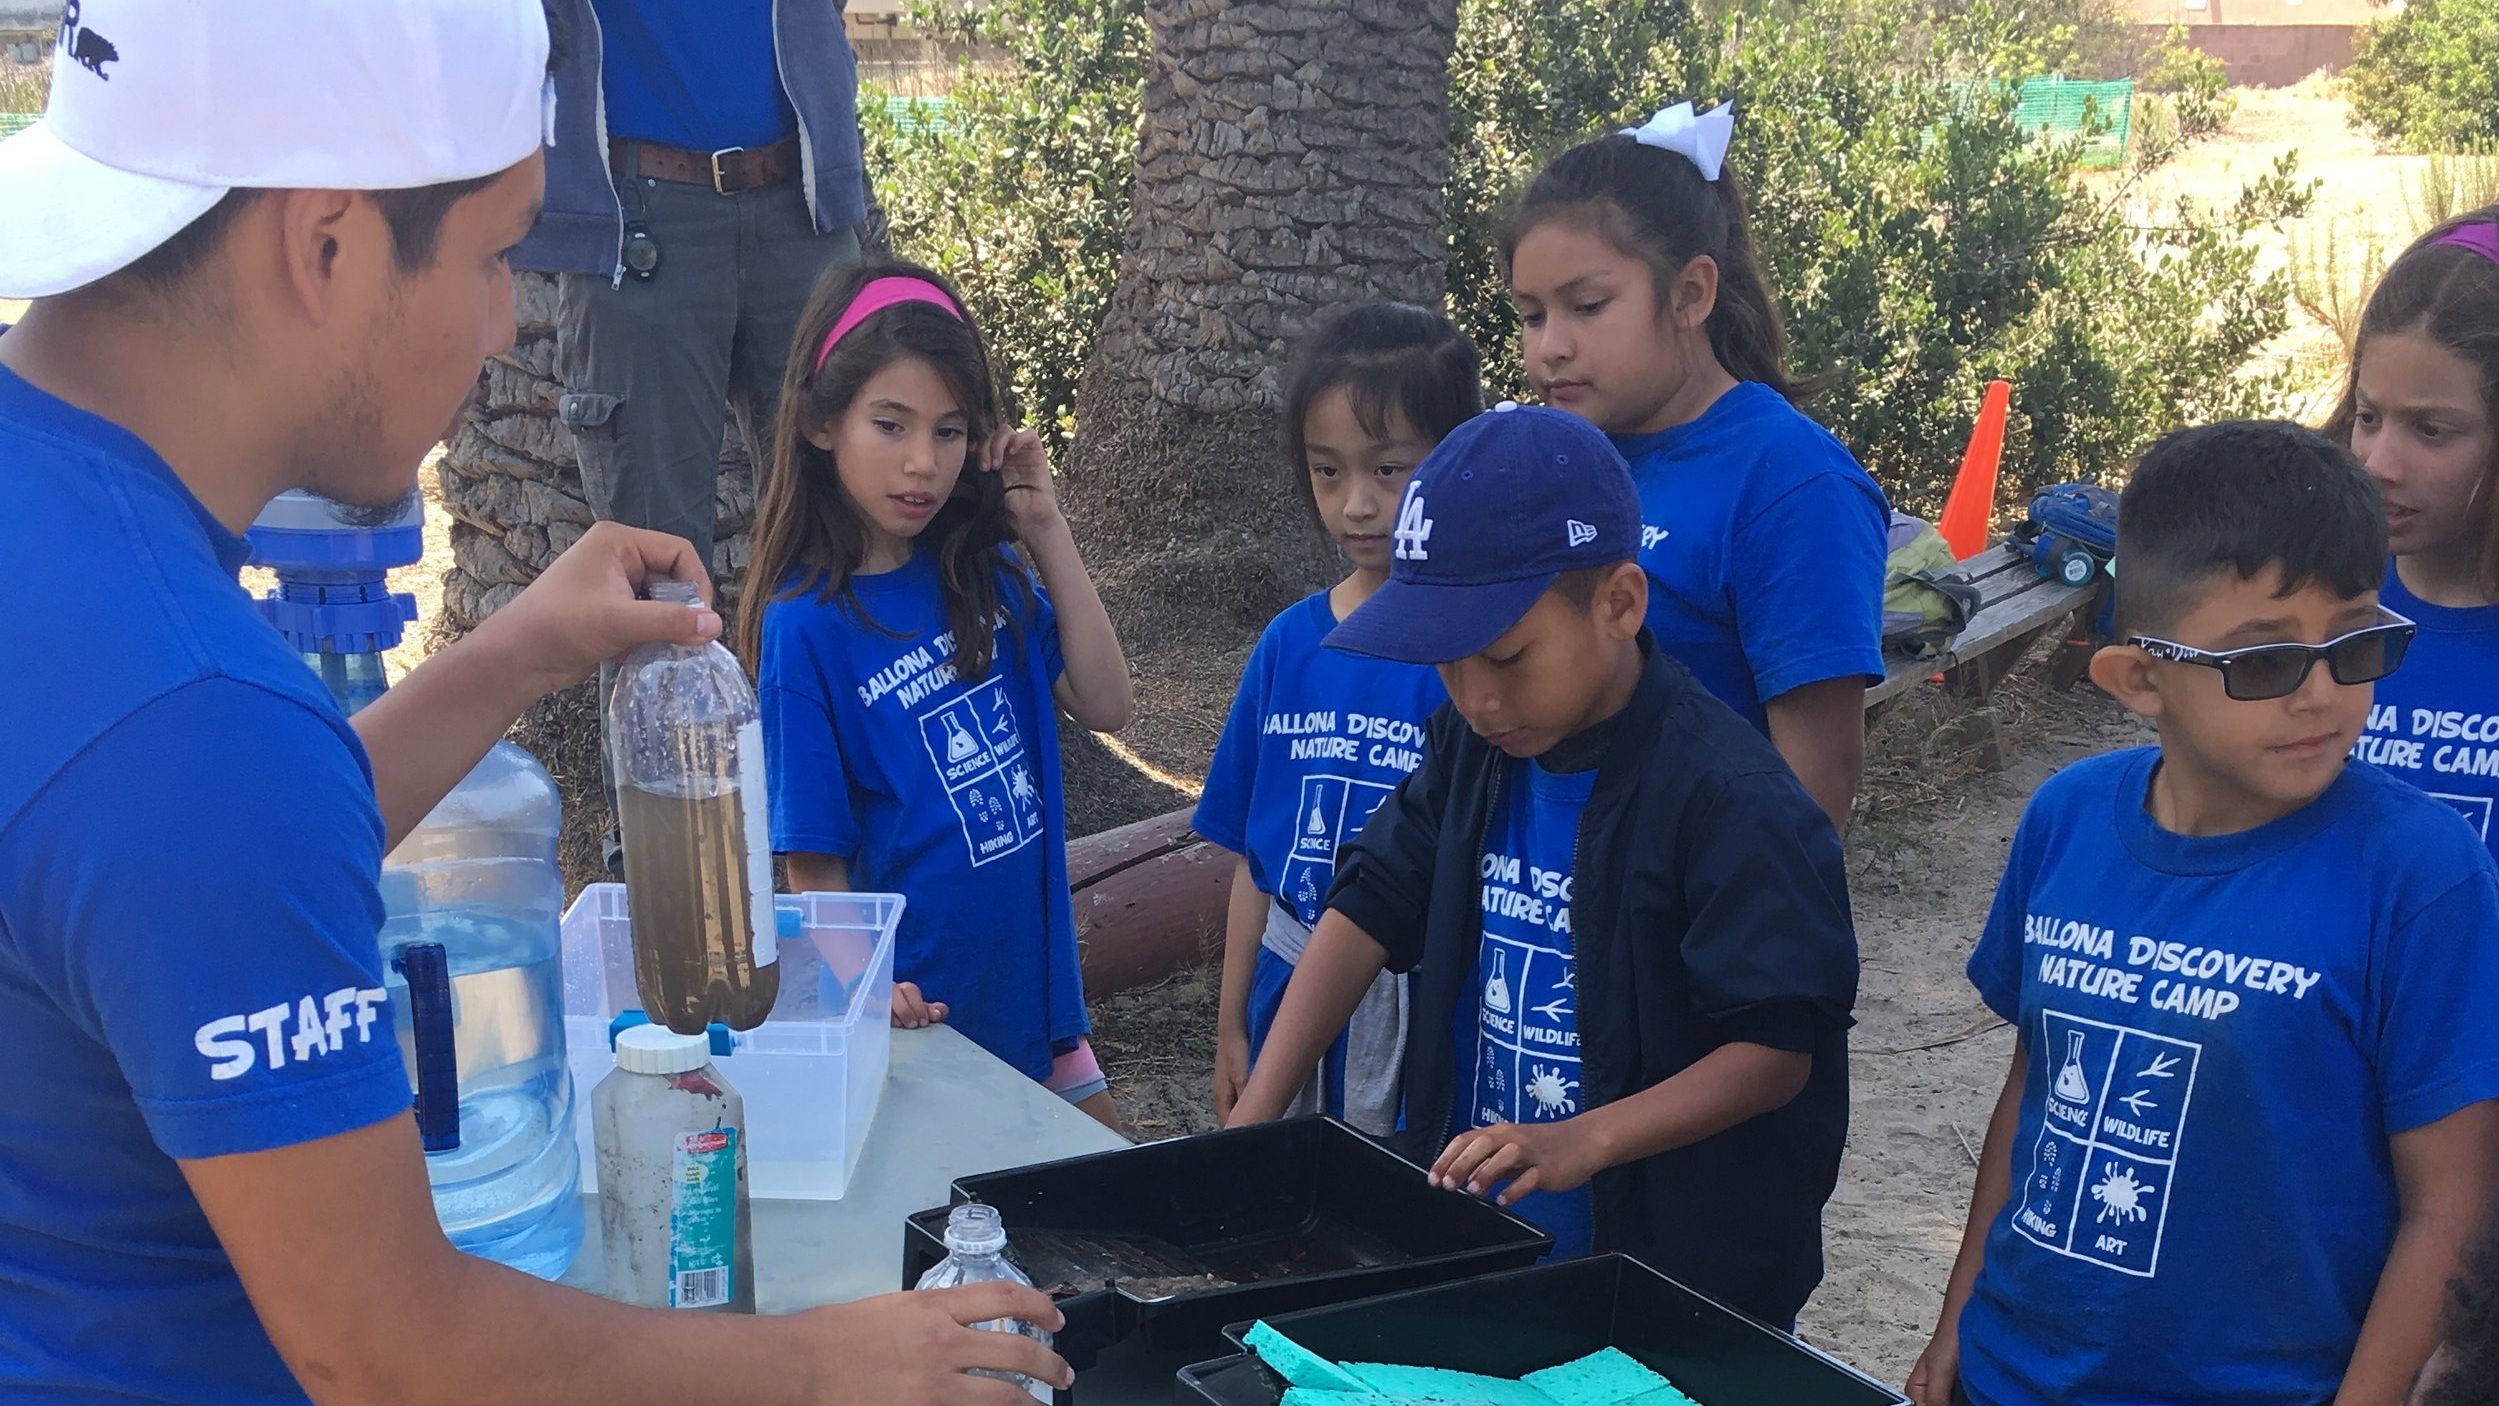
top-left (1230, 403), bottom-right (1861, 1328)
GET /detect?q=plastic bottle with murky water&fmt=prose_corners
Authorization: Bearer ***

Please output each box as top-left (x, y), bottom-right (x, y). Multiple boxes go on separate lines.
top-left (915, 1205), bottom-right (1056, 1402)
top-left (607, 580), bottom-right (780, 1033)
top-left (593, 1025), bottom-right (756, 1312)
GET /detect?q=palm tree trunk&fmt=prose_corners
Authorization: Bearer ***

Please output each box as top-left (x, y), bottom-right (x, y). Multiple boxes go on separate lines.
top-left (1062, 0), bottom-right (1461, 818)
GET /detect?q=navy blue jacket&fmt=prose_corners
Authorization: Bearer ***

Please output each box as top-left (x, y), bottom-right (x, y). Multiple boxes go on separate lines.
top-left (519, 0), bottom-right (868, 276)
top-left (1328, 642), bottom-right (1859, 1325)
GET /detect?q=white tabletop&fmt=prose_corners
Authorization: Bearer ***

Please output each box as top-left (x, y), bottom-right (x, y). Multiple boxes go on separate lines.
top-left (563, 1023), bottom-right (1213, 1402)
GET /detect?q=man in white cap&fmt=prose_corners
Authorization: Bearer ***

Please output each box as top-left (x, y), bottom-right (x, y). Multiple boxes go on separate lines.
top-left (0, 3), bottom-right (1068, 1402)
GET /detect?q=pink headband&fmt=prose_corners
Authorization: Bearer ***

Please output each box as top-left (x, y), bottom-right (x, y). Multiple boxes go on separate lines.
top-left (2433, 222), bottom-right (2499, 266)
top-left (810, 276), bottom-right (964, 377)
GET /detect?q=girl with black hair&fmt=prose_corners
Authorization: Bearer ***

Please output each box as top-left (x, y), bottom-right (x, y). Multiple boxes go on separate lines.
top-left (1504, 102), bottom-right (1889, 831)
top-left (1196, 302), bottom-right (1485, 1132)
top-left (742, 259), bottom-right (1132, 1128)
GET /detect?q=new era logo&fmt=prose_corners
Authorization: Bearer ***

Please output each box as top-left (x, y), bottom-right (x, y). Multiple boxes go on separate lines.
top-left (1394, 489), bottom-right (1433, 562)
top-left (1566, 520), bottom-right (1598, 549)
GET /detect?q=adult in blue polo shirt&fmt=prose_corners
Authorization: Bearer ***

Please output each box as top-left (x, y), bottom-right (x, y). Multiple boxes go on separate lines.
top-left (0, 3), bottom-right (1061, 1402)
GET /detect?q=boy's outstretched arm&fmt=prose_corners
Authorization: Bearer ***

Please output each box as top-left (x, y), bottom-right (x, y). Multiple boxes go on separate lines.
top-left (1908, 1043), bottom-right (2027, 1406)
top-left (2339, 1100), bottom-right (2499, 1406)
top-left (1226, 911), bottom-right (1389, 1126)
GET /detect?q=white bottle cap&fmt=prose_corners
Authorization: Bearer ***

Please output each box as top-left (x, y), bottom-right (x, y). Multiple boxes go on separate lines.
top-left (615, 1024), bottom-right (712, 1076)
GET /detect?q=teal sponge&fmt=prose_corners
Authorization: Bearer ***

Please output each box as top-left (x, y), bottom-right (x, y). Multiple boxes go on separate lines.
top-left (1280, 1391), bottom-right (1389, 1406)
top-left (1245, 1322), bottom-right (1373, 1394)
top-left (1524, 1348), bottom-right (1687, 1406)
top-left (1342, 1361), bottom-right (1564, 1406)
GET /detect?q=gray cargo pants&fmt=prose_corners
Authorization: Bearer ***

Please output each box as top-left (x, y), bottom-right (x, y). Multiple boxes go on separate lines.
top-left (556, 172), bottom-right (863, 573)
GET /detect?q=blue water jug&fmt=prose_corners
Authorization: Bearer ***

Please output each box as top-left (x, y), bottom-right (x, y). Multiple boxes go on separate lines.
top-left (249, 491), bottom-right (583, 1279)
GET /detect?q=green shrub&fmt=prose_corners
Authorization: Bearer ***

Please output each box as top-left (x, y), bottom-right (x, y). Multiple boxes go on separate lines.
top-left (859, 0), bottom-right (1148, 461)
top-left (2344, 0), bottom-right (2499, 151)
top-left (2139, 25), bottom-right (2234, 140)
top-left (870, 0), bottom-right (2306, 517)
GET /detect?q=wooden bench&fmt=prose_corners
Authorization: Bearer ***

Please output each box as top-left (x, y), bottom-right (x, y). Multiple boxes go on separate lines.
top-left (1866, 541), bottom-right (2104, 768)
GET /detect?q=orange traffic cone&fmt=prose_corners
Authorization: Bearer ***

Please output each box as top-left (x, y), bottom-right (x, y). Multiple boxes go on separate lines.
top-left (1938, 379), bottom-right (2012, 561)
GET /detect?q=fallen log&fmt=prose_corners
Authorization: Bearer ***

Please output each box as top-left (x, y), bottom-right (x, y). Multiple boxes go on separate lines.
top-left (1069, 806), bottom-right (1232, 995)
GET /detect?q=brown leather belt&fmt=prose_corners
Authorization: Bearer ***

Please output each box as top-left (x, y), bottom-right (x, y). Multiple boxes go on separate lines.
top-left (607, 134), bottom-right (798, 194)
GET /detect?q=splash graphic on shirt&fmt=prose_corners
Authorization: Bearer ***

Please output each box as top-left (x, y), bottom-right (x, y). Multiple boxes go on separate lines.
top-left (2011, 1008), bottom-right (2202, 1277)
top-left (2352, 703), bottom-right (2499, 835)
top-left (916, 676), bottom-right (1044, 867)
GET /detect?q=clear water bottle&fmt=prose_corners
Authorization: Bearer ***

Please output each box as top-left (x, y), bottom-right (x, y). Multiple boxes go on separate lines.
top-left (592, 1025), bottom-right (756, 1313)
top-left (607, 580), bottom-right (780, 1034)
top-left (249, 491), bottom-right (582, 1280)
top-left (915, 1204), bottom-right (1056, 1402)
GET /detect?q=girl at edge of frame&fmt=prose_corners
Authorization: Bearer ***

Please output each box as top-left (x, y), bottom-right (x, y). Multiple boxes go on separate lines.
top-left (2329, 205), bottom-right (2499, 864)
top-left (740, 257), bottom-right (1133, 1132)
top-left (1502, 100), bottom-right (1891, 833)
top-left (1196, 301), bottom-right (1485, 1131)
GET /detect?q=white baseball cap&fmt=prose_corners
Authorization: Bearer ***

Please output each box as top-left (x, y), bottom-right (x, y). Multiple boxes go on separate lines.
top-left (0, 0), bottom-right (552, 299)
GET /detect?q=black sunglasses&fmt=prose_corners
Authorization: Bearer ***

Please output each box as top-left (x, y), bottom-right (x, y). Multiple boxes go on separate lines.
top-left (2127, 609), bottom-right (2416, 702)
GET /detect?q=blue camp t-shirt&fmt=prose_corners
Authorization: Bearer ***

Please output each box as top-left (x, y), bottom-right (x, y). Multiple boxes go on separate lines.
top-left (1956, 748), bottom-right (2499, 1406)
top-left (1453, 759), bottom-right (1597, 1260)
top-left (2352, 562), bottom-right (2499, 860)
top-left (1610, 382), bottom-right (1888, 731)
top-left (591, 0), bottom-right (796, 152)
top-left (1194, 592), bottom-right (1448, 926)
top-left (0, 364), bottom-right (413, 1403)
top-left (760, 549), bottom-right (1087, 1081)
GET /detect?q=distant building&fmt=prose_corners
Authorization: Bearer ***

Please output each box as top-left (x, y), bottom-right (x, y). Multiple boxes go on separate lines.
top-left (1, 5), bottom-right (59, 66)
top-left (2127, 0), bottom-right (2388, 86)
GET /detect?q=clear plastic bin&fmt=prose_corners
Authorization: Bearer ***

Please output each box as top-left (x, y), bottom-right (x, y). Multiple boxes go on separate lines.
top-left (561, 883), bottom-right (898, 1200)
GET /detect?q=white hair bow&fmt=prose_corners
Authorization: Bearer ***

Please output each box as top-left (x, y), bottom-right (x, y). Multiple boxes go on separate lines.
top-left (1620, 101), bottom-right (1735, 181)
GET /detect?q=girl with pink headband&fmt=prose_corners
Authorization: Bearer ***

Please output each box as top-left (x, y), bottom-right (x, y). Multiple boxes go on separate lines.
top-left (737, 260), bottom-right (1134, 1130)
top-left (2331, 207), bottom-right (2499, 859)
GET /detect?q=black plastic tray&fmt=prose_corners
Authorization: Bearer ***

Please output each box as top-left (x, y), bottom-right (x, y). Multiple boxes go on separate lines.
top-left (1175, 1254), bottom-right (1909, 1406)
top-left (900, 1117), bottom-right (1552, 1367)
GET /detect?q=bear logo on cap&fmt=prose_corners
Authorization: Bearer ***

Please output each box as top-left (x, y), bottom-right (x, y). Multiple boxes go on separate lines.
top-left (58, 1), bottom-right (121, 80)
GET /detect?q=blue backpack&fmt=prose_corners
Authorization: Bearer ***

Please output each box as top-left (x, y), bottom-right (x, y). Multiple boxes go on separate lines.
top-left (2015, 483), bottom-right (2119, 586)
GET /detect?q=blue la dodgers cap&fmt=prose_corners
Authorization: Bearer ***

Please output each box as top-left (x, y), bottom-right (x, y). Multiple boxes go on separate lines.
top-left (1326, 402), bottom-right (1643, 665)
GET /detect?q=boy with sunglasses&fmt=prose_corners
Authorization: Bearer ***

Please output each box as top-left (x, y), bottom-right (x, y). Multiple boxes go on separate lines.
top-left (1909, 422), bottom-right (2499, 1406)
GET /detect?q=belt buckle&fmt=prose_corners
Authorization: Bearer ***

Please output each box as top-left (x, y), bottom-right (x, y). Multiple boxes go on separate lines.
top-left (708, 146), bottom-right (745, 194)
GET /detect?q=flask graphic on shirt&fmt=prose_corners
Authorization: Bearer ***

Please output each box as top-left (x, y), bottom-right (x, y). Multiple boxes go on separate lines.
top-left (1485, 950), bottom-right (1513, 1015)
top-left (942, 712), bottom-right (980, 764)
top-left (1307, 796), bottom-right (1328, 836)
top-left (2053, 1030), bottom-right (2093, 1104)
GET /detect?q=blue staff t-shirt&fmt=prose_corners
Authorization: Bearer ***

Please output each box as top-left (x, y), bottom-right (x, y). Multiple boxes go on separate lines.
top-left (591, 0), bottom-right (796, 153)
top-left (1194, 591), bottom-right (1448, 925)
top-left (760, 549), bottom-right (1088, 1082)
top-left (0, 364), bottom-right (414, 1403)
top-left (1610, 382), bottom-right (1888, 730)
top-left (1956, 748), bottom-right (2499, 1406)
top-left (2352, 562), bottom-right (2499, 860)
top-left (1453, 759), bottom-right (1597, 1260)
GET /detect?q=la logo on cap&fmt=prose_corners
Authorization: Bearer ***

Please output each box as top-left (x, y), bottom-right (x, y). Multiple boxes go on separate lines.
top-left (1394, 486), bottom-right (1433, 562)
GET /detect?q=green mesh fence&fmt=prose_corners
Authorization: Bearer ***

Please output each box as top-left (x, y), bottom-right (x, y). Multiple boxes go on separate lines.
top-left (880, 95), bottom-right (957, 136)
top-left (2011, 77), bottom-right (2135, 169)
